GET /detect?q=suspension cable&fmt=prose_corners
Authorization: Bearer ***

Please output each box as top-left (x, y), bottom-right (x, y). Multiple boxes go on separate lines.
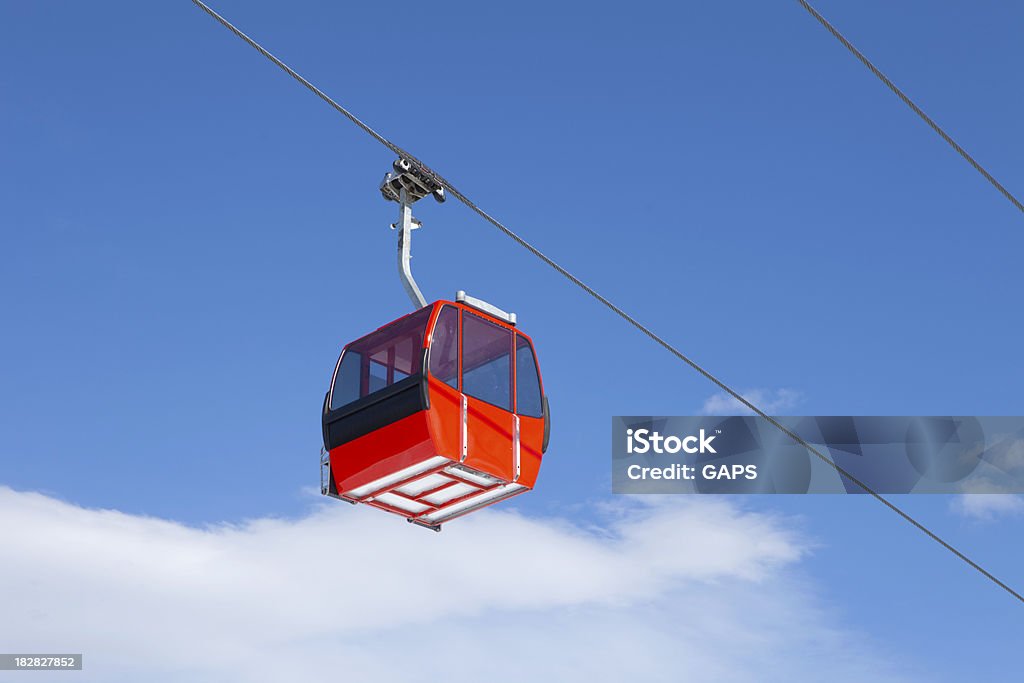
top-left (190, 0), bottom-right (1024, 605)
top-left (795, 0), bottom-right (1023, 214)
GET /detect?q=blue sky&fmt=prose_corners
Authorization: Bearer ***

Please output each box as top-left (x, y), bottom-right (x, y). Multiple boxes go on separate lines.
top-left (1, 1), bottom-right (1022, 679)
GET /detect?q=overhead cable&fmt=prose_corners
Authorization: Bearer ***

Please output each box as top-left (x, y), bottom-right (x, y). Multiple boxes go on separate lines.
top-left (795, 0), bottom-right (1023, 214)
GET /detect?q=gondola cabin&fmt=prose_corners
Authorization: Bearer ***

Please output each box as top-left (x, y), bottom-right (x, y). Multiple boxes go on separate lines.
top-left (321, 292), bottom-right (550, 530)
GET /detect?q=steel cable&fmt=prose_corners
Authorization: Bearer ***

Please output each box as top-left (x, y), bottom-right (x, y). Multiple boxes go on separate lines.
top-left (795, 0), bottom-right (1023, 214)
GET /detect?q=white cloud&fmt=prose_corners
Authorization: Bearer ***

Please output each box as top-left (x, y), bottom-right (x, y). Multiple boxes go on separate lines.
top-left (951, 437), bottom-right (1024, 521)
top-left (0, 488), bottom-right (915, 682)
top-left (951, 494), bottom-right (1024, 521)
top-left (951, 476), bottom-right (1024, 521)
top-left (699, 388), bottom-right (802, 416)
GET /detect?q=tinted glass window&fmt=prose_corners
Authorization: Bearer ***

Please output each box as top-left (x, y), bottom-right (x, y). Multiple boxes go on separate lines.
top-left (429, 305), bottom-right (459, 389)
top-left (330, 351), bottom-right (362, 409)
top-left (328, 306), bottom-right (431, 411)
top-left (368, 359), bottom-right (388, 394)
top-left (462, 312), bottom-right (512, 410)
top-left (515, 335), bottom-right (543, 417)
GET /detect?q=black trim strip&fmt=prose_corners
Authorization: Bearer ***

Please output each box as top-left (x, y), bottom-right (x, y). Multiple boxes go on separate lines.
top-left (325, 375), bottom-right (421, 421)
top-left (321, 390), bottom-right (330, 452)
top-left (420, 347), bottom-right (431, 410)
top-left (322, 375), bottom-right (427, 450)
top-left (542, 395), bottom-right (551, 454)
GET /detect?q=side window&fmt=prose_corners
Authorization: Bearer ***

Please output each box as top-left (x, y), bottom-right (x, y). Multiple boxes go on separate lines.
top-left (368, 359), bottom-right (388, 393)
top-left (462, 312), bottom-right (512, 411)
top-left (330, 351), bottom-right (362, 410)
top-left (328, 306), bottom-right (431, 411)
top-left (429, 305), bottom-right (459, 389)
top-left (388, 335), bottom-right (416, 380)
top-left (515, 335), bottom-right (544, 417)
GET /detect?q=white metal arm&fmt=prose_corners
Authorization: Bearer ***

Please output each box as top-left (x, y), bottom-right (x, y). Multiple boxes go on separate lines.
top-left (396, 187), bottom-right (427, 309)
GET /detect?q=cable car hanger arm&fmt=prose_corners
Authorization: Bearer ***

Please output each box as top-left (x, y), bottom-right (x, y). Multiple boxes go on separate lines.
top-left (394, 187), bottom-right (426, 309)
top-left (381, 158), bottom-right (445, 310)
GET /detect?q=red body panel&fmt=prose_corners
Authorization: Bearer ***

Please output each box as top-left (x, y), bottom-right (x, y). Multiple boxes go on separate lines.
top-left (330, 411), bottom-right (436, 494)
top-left (517, 415), bottom-right (545, 489)
top-left (465, 396), bottom-right (514, 481)
top-left (425, 376), bottom-right (462, 461)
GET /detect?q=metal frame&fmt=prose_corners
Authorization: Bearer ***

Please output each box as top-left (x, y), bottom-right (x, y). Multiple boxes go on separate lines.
top-left (381, 159), bottom-right (520, 328)
top-left (382, 158), bottom-right (445, 310)
top-left (456, 290), bottom-right (517, 326)
top-left (512, 414), bottom-right (521, 483)
top-left (320, 447), bottom-right (355, 504)
top-left (346, 455), bottom-right (516, 532)
top-left (460, 394), bottom-right (468, 462)
top-left (395, 187), bottom-right (427, 309)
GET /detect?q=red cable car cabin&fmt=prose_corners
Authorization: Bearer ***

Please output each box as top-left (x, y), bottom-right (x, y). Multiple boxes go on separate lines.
top-left (321, 297), bottom-right (550, 530)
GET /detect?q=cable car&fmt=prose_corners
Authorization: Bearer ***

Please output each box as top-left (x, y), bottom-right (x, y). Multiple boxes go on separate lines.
top-left (320, 159), bottom-right (551, 530)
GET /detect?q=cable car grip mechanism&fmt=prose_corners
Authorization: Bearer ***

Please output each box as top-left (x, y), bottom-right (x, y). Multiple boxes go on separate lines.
top-left (380, 158), bottom-right (445, 310)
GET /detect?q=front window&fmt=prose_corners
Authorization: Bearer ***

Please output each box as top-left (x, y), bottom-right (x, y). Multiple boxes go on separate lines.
top-left (429, 305), bottom-right (459, 390)
top-left (515, 334), bottom-right (543, 417)
top-left (329, 307), bottom-right (431, 411)
top-left (462, 312), bottom-right (512, 411)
